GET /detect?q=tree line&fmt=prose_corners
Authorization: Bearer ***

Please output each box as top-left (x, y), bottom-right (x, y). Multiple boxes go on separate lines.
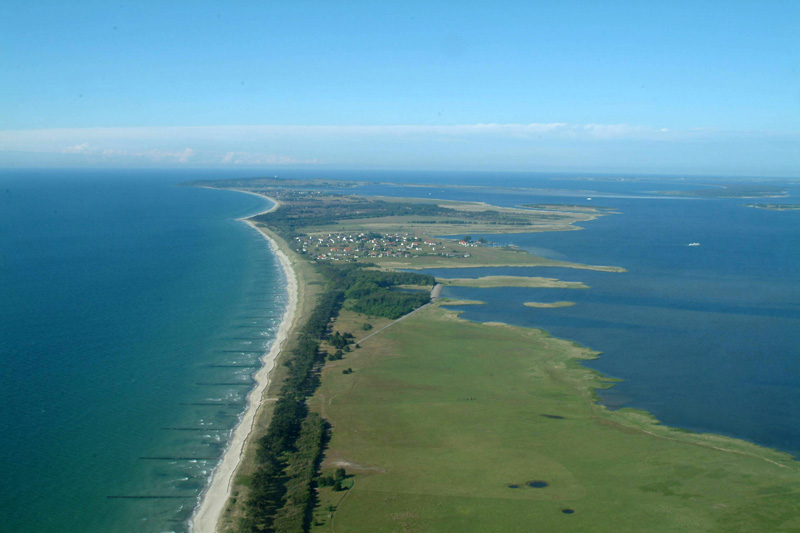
top-left (241, 290), bottom-right (342, 532)
top-left (317, 263), bottom-right (434, 319)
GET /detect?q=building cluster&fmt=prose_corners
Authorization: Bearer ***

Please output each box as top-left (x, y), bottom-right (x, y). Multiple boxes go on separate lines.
top-left (293, 232), bottom-right (475, 261)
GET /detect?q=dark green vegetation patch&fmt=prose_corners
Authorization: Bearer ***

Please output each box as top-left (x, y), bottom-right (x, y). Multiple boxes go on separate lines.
top-left (317, 262), bottom-right (433, 319)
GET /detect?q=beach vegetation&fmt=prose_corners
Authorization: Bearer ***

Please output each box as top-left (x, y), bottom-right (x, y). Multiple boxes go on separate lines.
top-left (241, 287), bottom-right (343, 532)
top-left (271, 413), bottom-right (327, 532)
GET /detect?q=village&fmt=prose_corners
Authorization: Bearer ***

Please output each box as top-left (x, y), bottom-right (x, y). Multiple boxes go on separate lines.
top-left (292, 231), bottom-right (485, 261)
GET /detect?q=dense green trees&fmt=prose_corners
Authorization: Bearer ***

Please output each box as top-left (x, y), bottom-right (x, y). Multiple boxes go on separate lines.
top-left (242, 290), bottom-right (342, 532)
top-left (317, 263), bottom-right (433, 319)
top-left (350, 290), bottom-right (430, 319)
top-left (272, 414), bottom-right (327, 532)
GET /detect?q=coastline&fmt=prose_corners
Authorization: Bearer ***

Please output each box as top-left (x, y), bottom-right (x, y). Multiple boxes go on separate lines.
top-left (191, 193), bottom-right (297, 533)
top-left (188, 183), bottom-right (800, 531)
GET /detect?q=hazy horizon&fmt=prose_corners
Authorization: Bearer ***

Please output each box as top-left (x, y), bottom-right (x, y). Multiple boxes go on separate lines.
top-left (2, 1), bottom-right (797, 176)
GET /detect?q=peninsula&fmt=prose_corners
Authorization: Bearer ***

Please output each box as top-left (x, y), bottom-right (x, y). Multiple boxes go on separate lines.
top-left (187, 178), bottom-right (800, 532)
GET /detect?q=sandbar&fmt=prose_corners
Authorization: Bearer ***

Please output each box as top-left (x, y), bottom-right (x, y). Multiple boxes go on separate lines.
top-left (524, 300), bottom-right (576, 308)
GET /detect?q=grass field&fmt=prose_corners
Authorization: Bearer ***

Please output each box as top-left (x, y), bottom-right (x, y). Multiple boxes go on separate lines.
top-left (373, 244), bottom-right (626, 272)
top-left (310, 305), bottom-right (800, 532)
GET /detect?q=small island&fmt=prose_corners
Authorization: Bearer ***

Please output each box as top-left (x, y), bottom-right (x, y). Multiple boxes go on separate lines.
top-left (524, 301), bottom-right (576, 308)
top-left (655, 182), bottom-right (787, 198)
top-left (746, 203), bottom-right (800, 211)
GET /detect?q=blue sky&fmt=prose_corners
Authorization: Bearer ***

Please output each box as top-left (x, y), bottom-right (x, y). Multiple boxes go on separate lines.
top-left (1, 1), bottom-right (797, 176)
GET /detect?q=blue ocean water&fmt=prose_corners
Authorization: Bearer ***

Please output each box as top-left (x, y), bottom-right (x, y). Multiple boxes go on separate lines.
top-left (0, 170), bottom-right (286, 532)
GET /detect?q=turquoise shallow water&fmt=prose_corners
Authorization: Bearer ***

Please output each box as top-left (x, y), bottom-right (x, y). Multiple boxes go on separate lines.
top-left (0, 170), bottom-right (286, 532)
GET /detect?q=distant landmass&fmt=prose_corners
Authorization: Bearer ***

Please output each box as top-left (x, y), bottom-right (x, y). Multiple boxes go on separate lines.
top-left (655, 183), bottom-right (787, 198)
top-left (746, 203), bottom-right (800, 211)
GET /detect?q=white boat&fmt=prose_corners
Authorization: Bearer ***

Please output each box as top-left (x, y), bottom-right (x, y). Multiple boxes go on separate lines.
top-left (688, 242), bottom-right (701, 246)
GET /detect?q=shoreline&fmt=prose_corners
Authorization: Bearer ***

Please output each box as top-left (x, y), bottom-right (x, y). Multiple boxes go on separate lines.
top-left (191, 193), bottom-right (296, 533)
top-left (191, 184), bottom-right (798, 530)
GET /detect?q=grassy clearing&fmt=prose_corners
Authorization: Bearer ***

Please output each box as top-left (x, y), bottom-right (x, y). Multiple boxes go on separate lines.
top-left (439, 275), bottom-right (588, 289)
top-left (304, 194), bottom-right (604, 237)
top-left (309, 305), bottom-right (800, 532)
top-left (371, 244), bottom-right (625, 272)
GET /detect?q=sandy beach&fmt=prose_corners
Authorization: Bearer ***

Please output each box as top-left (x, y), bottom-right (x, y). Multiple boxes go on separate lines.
top-left (191, 195), bottom-right (298, 533)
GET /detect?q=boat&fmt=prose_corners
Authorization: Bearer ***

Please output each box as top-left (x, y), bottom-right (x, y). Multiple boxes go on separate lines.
top-left (688, 242), bottom-right (701, 246)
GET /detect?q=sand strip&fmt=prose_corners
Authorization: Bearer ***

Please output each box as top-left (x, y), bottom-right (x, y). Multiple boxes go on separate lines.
top-left (191, 195), bottom-right (297, 533)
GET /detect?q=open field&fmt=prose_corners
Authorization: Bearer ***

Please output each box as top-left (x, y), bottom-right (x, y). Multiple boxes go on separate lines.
top-left (310, 305), bottom-right (800, 532)
top-left (438, 275), bottom-right (588, 289)
top-left (372, 244), bottom-right (625, 272)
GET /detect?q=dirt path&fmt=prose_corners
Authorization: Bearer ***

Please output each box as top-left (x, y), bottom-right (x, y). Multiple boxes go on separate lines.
top-left (355, 284), bottom-right (441, 345)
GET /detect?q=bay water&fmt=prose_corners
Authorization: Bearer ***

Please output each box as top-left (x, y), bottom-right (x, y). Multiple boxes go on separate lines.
top-left (348, 175), bottom-right (800, 457)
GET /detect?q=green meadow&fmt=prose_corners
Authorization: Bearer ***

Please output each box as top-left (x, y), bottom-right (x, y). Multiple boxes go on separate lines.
top-left (311, 305), bottom-right (800, 532)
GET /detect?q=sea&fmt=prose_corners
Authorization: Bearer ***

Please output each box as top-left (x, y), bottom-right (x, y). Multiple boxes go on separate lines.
top-left (0, 169), bottom-right (287, 532)
top-left (1, 168), bottom-right (798, 531)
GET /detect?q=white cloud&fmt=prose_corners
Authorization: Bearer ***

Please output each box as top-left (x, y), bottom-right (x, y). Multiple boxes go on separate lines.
top-left (219, 151), bottom-right (317, 165)
top-left (61, 142), bottom-right (94, 154)
top-left (0, 122), bottom-right (699, 152)
top-left (70, 146), bottom-right (197, 163)
top-left (0, 122), bottom-right (796, 174)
